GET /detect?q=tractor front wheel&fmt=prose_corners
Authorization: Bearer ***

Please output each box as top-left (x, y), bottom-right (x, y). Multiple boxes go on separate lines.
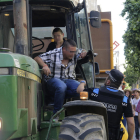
top-left (59, 113), bottom-right (107, 140)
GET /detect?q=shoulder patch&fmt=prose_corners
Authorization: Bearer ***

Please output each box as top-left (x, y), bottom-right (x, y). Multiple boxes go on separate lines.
top-left (90, 88), bottom-right (99, 97)
top-left (122, 95), bottom-right (128, 106)
top-left (123, 95), bottom-right (128, 103)
top-left (93, 88), bottom-right (99, 94)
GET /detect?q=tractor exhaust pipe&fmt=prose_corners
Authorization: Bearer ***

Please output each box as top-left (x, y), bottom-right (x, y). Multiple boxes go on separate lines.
top-left (13, 0), bottom-right (29, 55)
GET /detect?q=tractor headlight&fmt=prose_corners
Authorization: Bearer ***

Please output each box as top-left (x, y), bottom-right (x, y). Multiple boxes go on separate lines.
top-left (0, 68), bottom-right (9, 75)
top-left (0, 118), bottom-right (2, 130)
top-left (80, 92), bottom-right (88, 100)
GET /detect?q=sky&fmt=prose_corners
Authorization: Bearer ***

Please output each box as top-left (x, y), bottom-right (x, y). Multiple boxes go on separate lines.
top-left (97, 0), bottom-right (127, 72)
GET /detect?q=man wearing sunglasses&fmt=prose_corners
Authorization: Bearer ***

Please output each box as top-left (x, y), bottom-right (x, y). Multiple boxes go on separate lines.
top-left (34, 39), bottom-right (87, 114)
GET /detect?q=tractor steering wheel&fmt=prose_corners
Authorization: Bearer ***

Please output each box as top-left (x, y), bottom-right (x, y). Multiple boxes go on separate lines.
top-left (32, 36), bottom-right (44, 52)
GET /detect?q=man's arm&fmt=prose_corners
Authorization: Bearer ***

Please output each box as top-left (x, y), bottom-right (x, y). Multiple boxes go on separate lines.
top-left (124, 98), bottom-right (134, 140)
top-left (132, 105), bottom-right (135, 116)
top-left (34, 56), bottom-right (46, 67)
top-left (126, 117), bottom-right (135, 140)
top-left (34, 56), bottom-right (51, 76)
top-left (133, 104), bottom-right (135, 111)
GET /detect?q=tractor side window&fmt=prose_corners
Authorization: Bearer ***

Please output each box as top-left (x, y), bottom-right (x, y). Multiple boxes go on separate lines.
top-left (75, 8), bottom-right (90, 51)
top-left (74, 13), bottom-right (82, 49)
top-left (0, 10), bottom-right (14, 52)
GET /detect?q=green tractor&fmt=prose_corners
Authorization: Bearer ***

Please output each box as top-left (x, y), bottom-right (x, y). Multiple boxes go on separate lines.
top-left (0, 0), bottom-right (108, 139)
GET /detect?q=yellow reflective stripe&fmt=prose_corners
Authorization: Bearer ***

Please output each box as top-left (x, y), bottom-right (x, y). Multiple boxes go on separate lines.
top-left (16, 69), bottom-right (41, 83)
top-left (17, 69), bottom-right (25, 77)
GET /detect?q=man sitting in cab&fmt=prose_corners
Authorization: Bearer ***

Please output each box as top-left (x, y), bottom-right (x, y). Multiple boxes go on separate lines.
top-left (34, 39), bottom-right (87, 114)
top-left (46, 27), bottom-right (65, 52)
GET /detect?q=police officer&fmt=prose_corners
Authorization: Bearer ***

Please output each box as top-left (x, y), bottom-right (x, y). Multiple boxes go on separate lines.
top-left (85, 69), bottom-right (135, 140)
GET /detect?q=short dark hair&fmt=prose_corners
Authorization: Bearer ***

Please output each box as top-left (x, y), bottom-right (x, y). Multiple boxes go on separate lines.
top-left (52, 28), bottom-right (63, 34)
top-left (63, 39), bottom-right (77, 48)
top-left (107, 76), bottom-right (121, 88)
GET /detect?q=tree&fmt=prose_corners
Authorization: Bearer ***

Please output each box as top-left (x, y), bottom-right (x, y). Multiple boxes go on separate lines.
top-left (121, 0), bottom-right (140, 85)
top-left (123, 64), bottom-right (139, 86)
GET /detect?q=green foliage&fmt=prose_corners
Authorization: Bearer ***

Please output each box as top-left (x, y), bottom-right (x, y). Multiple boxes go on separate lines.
top-left (124, 82), bottom-right (131, 90)
top-left (124, 64), bottom-right (139, 86)
top-left (121, 0), bottom-right (140, 85)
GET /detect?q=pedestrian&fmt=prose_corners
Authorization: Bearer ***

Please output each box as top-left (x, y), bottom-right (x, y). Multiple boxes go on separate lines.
top-left (132, 88), bottom-right (140, 140)
top-left (122, 89), bottom-right (132, 127)
top-left (84, 69), bottom-right (135, 140)
top-left (125, 89), bottom-right (133, 103)
top-left (136, 97), bottom-right (140, 140)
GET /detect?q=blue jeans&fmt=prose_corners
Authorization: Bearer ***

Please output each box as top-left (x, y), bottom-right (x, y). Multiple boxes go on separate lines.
top-left (134, 116), bottom-right (139, 139)
top-left (46, 78), bottom-right (80, 114)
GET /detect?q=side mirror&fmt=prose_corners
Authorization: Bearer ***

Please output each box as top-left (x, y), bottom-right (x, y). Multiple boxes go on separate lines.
top-left (90, 11), bottom-right (101, 28)
top-left (95, 62), bottom-right (99, 75)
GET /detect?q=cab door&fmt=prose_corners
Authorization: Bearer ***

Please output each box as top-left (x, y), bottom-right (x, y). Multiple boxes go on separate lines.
top-left (74, 0), bottom-right (95, 88)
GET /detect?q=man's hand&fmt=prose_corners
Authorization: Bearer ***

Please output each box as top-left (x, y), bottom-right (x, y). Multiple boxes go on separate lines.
top-left (42, 65), bottom-right (51, 76)
top-left (80, 50), bottom-right (87, 58)
top-left (77, 80), bottom-right (86, 93)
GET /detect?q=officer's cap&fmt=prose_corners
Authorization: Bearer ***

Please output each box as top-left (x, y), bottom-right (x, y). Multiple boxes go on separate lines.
top-left (105, 69), bottom-right (124, 84)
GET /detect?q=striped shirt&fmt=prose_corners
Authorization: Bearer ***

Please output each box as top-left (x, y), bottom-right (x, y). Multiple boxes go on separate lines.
top-left (39, 47), bottom-right (82, 81)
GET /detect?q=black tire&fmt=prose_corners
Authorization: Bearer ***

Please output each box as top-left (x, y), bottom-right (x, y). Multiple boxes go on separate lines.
top-left (59, 113), bottom-right (107, 140)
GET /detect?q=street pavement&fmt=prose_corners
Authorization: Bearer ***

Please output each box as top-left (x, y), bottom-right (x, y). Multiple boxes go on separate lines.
top-left (133, 131), bottom-right (138, 140)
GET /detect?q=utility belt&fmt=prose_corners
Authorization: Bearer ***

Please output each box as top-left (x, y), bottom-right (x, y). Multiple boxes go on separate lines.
top-left (109, 126), bottom-right (124, 140)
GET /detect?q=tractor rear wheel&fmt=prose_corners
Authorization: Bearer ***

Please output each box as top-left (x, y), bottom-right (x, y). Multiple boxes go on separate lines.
top-left (59, 113), bottom-right (107, 140)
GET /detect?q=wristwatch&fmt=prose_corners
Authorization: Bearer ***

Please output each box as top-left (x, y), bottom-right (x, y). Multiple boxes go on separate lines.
top-left (80, 80), bottom-right (86, 83)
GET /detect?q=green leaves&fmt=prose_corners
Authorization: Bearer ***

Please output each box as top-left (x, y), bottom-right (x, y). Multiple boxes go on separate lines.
top-left (124, 64), bottom-right (139, 86)
top-left (121, 0), bottom-right (140, 86)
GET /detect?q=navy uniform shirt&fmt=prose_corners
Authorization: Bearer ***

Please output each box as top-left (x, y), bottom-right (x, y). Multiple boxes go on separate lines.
top-left (85, 86), bottom-right (133, 129)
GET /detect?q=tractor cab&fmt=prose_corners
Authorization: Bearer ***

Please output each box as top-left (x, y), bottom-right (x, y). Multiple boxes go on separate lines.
top-left (0, 1), bottom-right (107, 140)
top-left (0, 0), bottom-right (100, 88)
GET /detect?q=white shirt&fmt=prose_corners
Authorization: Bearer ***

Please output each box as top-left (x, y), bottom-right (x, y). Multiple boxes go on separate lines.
top-left (131, 98), bottom-right (133, 104)
top-left (132, 97), bottom-right (140, 116)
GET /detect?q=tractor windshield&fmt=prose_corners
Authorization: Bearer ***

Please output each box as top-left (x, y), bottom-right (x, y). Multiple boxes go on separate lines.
top-left (0, 8), bottom-right (14, 52)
